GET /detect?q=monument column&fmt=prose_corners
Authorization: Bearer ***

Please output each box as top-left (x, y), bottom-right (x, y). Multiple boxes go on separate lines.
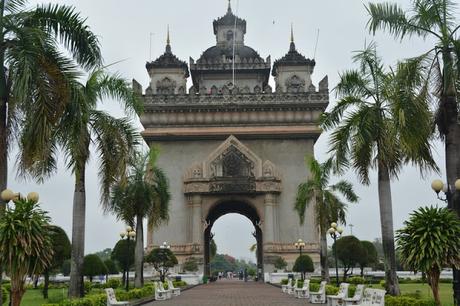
top-left (264, 193), bottom-right (276, 243)
top-left (191, 194), bottom-right (202, 244)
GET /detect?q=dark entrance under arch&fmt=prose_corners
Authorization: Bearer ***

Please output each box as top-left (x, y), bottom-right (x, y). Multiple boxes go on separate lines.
top-left (204, 200), bottom-right (263, 280)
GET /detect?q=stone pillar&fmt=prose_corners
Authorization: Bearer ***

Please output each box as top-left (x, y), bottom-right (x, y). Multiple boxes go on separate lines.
top-left (264, 193), bottom-right (276, 243)
top-left (191, 194), bottom-right (202, 244)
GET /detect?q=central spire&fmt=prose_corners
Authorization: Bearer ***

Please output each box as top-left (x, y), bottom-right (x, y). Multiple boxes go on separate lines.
top-left (227, 0), bottom-right (232, 14)
top-left (290, 23), bottom-right (296, 52)
top-left (165, 25), bottom-right (171, 54)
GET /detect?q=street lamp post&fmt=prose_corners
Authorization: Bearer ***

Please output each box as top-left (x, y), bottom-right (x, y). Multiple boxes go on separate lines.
top-left (328, 222), bottom-right (343, 287)
top-left (294, 239), bottom-right (306, 280)
top-left (431, 178), bottom-right (460, 304)
top-left (159, 241), bottom-right (171, 282)
top-left (120, 226), bottom-right (136, 292)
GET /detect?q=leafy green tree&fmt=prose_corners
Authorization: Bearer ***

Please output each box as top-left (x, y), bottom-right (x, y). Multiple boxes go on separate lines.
top-left (293, 255), bottom-right (314, 280)
top-left (19, 68), bottom-right (142, 297)
top-left (333, 236), bottom-right (366, 281)
top-left (105, 147), bottom-right (170, 288)
top-left (43, 225), bottom-right (71, 299)
top-left (104, 259), bottom-right (119, 275)
top-left (321, 43), bottom-right (437, 295)
top-left (95, 249), bottom-right (112, 262)
top-left (210, 239), bottom-right (217, 260)
top-left (183, 257), bottom-right (199, 272)
top-left (273, 256), bottom-right (288, 271)
top-left (145, 248), bottom-right (178, 282)
top-left (396, 206), bottom-right (460, 305)
top-left (0, 1), bottom-right (101, 301)
top-left (0, 196), bottom-right (53, 306)
top-left (358, 240), bottom-right (378, 277)
top-left (111, 239), bottom-right (135, 286)
top-left (83, 254), bottom-right (107, 282)
top-left (295, 156), bottom-right (358, 281)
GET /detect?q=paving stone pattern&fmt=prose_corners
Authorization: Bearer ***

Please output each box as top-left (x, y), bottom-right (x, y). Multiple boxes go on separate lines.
top-left (144, 279), bottom-right (315, 306)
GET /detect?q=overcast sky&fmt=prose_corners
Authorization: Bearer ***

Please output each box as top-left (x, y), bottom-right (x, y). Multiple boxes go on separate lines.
top-left (13, 0), bottom-right (450, 261)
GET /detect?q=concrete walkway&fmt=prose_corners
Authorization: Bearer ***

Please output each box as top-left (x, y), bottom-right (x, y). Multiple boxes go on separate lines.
top-left (144, 279), bottom-right (315, 306)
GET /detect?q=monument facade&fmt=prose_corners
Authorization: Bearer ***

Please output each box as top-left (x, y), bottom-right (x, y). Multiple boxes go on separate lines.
top-left (134, 2), bottom-right (329, 275)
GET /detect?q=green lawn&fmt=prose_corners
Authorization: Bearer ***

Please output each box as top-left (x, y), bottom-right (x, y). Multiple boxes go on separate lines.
top-left (399, 283), bottom-right (454, 306)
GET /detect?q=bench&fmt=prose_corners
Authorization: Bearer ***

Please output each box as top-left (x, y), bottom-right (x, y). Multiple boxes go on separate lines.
top-left (294, 279), bottom-right (310, 299)
top-left (310, 281), bottom-right (327, 304)
top-left (281, 279), bottom-right (292, 293)
top-left (356, 288), bottom-right (386, 306)
top-left (167, 279), bottom-right (181, 296)
top-left (105, 288), bottom-right (128, 306)
top-left (153, 282), bottom-right (171, 300)
top-left (343, 284), bottom-right (365, 305)
top-left (327, 282), bottom-right (349, 306)
top-left (287, 279), bottom-right (298, 295)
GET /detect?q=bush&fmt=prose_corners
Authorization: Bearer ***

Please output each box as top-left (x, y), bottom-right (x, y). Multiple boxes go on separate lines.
top-left (105, 278), bottom-right (121, 289)
top-left (325, 285), bottom-right (339, 295)
top-left (84, 281), bottom-right (93, 294)
top-left (310, 283), bottom-right (320, 292)
top-left (173, 280), bottom-right (187, 287)
top-left (202, 275), bottom-right (208, 284)
top-left (280, 279), bottom-right (288, 285)
top-left (348, 276), bottom-right (366, 284)
top-left (385, 296), bottom-right (436, 306)
top-left (2, 286), bottom-right (8, 304)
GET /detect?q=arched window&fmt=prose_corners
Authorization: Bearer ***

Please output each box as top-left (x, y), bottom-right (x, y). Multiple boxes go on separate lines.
top-left (226, 30), bottom-right (234, 41)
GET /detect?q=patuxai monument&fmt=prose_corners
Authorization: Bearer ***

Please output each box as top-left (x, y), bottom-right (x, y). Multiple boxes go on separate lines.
top-left (133, 2), bottom-right (329, 276)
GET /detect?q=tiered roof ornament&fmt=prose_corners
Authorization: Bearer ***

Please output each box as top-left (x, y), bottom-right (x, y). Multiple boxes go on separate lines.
top-left (213, 0), bottom-right (246, 35)
top-left (272, 25), bottom-right (315, 77)
top-left (146, 27), bottom-right (189, 77)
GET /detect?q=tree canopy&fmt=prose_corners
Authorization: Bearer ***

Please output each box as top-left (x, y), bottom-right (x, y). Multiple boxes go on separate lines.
top-left (293, 255), bottom-right (314, 279)
top-left (83, 254), bottom-right (107, 282)
top-left (111, 239), bottom-right (135, 270)
top-left (333, 235), bottom-right (366, 280)
top-left (145, 248), bottom-right (178, 282)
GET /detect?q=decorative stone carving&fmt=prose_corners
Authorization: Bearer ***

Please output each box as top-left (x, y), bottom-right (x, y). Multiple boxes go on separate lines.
top-left (264, 84), bottom-right (272, 93)
top-left (157, 77), bottom-right (176, 94)
top-left (222, 85), bottom-right (230, 95)
top-left (254, 85), bottom-right (261, 94)
top-left (145, 86), bottom-right (153, 95)
top-left (178, 86), bottom-right (186, 94)
top-left (286, 75), bottom-right (305, 93)
top-left (308, 84), bottom-right (316, 92)
top-left (242, 86), bottom-right (250, 94)
top-left (199, 86), bottom-right (207, 95)
top-left (262, 160), bottom-right (281, 179)
top-left (319, 75), bottom-right (328, 92)
top-left (211, 85), bottom-right (218, 95)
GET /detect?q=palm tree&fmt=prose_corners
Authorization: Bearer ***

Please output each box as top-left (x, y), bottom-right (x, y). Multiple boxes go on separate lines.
top-left (0, 1), bottom-right (101, 300)
top-left (367, 1), bottom-right (460, 301)
top-left (320, 43), bottom-right (437, 295)
top-left (105, 147), bottom-right (171, 288)
top-left (0, 195), bottom-right (53, 306)
top-left (19, 68), bottom-right (141, 297)
top-left (396, 206), bottom-right (460, 306)
top-left (294, 156), bottom-right (358, 281)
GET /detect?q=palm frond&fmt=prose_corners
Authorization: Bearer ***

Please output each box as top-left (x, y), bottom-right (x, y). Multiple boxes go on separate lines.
top-left (330, 181), bottom-right (359, 203)
top-left (294, 181), bottom-right (316, 224)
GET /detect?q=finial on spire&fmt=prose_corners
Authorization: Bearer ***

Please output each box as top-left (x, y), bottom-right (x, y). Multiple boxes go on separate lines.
top-left (165, 25), bottom-right (171, 54)
top-left (289, 23), bottom-right (296, 52)
top-left (227, 0), bottom-right (232, 13)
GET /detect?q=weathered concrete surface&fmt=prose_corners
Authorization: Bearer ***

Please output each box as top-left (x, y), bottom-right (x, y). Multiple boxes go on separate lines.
top-left (142, 279), bottom-right (315, 306)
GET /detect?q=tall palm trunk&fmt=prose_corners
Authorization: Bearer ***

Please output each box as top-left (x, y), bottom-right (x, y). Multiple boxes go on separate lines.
top-left (69, 165), bottom-right (86, 298)
top-left (377, 162), bottom-right (400, 296)
top-left (320, 229), bottom-right (330, 281)
top-left (42, 270), bottom-right (50, 299)
top-left (0, 1), bottom-right (7, 302)
top-left (441, 51), bottom-right (460, 306)
top-left (134, 214), bottom-right (144, 288)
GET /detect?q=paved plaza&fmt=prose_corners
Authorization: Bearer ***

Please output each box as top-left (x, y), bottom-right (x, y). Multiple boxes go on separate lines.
top-left (144, 279), bottom-right (314, 306)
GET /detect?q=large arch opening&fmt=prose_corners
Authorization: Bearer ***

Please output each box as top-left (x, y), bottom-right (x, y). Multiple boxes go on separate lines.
top-left (204, 200), bottom-right (263, 280)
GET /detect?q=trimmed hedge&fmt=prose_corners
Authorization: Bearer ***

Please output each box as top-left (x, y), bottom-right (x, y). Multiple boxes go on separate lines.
top-left (385, 296), bottom-right (436, 306)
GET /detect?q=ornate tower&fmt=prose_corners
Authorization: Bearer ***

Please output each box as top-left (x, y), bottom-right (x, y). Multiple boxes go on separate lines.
top-left (145, 28), bottom-right (189, 95)
top-left (190, 1), bottom-right (271, 94)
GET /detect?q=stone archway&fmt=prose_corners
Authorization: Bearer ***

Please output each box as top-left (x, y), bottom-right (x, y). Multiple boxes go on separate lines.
top-left (203, 200), bottom-right (263, 278)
